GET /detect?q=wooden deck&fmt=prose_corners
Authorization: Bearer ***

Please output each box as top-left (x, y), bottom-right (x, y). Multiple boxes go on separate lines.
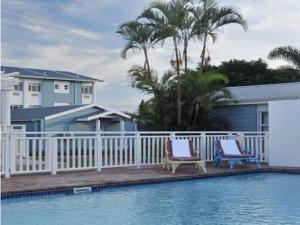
top-left (1, 164), bottom-right (299, 195)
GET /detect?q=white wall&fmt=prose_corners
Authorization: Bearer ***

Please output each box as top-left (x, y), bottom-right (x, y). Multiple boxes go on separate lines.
top-left (24, 79), bottom-right (41, 107)
top-left (269, 99), bottom-right (300, 167)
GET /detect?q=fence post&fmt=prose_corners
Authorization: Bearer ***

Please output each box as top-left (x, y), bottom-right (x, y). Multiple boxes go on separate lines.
top-left (9, 132), bottom-right (15, 175)
top-left (170, 132), bottom-right (176, 140)
top-left (200, 133), bottom-right (206, 161)
top-left (51, 137), bottom-right (57, 175)
top-left (95, 132), bottom-right (102, 172)
top-left (120, 131), bottom-right (124, 165)
top-left (264, 133), bottom-right (269, 163)
top-left (4, 132), bottom-right (11, 178)
top-left (238, 133), bottom-right (245, 149)
top-left (135, 133), bottom-right (141, 169)
top-left (46, 134), bottom-right (52, 172)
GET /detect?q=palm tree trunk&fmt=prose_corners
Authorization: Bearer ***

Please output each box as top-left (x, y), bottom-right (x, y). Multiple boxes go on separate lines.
top-left (199, 32), bottom-right (208, 74)
top-left (193, 102), bottom-right (199, 125)
top-left (183, 37), bottom-right (188, 74)
top-left (143, 47), bottom-right (151, 78)
top-left (173, 36), bottom-right (182, 128)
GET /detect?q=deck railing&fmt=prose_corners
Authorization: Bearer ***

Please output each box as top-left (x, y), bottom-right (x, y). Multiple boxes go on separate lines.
top-left (0, 131), bottom-right (268, 177)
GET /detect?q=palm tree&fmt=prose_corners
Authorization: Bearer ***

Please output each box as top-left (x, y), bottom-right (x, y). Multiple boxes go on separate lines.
top-left (182, 69), bottom-right (230, 129)
top-left (138, 0), bottom-right (191, 128)
top-left (117, 21), bottom-right (157, 77)
top-left (190, 0), bottom-right (248, 73)
top-left (268, 46), bottom-right (300, 71)
top-left (129, 66), bottom-right (231, 130)
top-left (128, 65), bottom-right (174, 97)
top-left (128, 65), bottom-right (176, 130)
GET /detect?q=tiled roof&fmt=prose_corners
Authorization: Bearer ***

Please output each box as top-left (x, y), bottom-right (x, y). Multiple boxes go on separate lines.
top-left (1, 66), bottom-right (103, 82)
top-left (226, 82), bottom-right (300, 103)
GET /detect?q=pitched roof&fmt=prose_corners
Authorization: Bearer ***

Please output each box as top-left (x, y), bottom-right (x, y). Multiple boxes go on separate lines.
top-left (226, 82), bottom-right (300, 104)
top-left (11, 104), bottom-right (131, 121)
top-left (11, 105), bottom-right (83, 121)
top-left (1, 66), bottom-right (103, 82)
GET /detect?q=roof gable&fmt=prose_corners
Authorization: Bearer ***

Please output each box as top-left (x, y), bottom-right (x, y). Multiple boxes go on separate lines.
top-left (11, 104), bottom-right (131, 122)
top-left (44, 104), bottom-right (131, 120)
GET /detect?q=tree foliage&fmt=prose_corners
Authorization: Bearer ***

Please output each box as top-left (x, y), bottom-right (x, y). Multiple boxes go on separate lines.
top-left (208, 59), bottom-right (300, 86)
top-left (268, 46), bottom-right (300, 71)
top-left (130, 68), bottom-right (230, 131)
top-left (117, 0), bottom-right (298, 131)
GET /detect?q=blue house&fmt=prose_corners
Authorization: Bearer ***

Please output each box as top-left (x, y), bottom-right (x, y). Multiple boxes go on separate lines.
top-left (1, 66), bottom-right (135, 132)
top-left (214, 82), bottom-right (300, 131)
top-left (1, 66), bottom-right (102, 108)
top-left (11, 104), bottom-right (135, 132)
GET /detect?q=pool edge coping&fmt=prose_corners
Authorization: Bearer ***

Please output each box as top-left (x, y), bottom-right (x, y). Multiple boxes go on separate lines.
top-left (1, 167), bottom-right (300, 200)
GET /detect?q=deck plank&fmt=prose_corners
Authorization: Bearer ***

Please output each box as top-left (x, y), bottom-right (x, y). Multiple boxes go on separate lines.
top-left (1, 164), bottom-right (297, 195)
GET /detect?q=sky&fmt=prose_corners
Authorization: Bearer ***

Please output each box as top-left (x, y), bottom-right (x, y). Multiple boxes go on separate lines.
top-left (2, 0), bottom-right (300, 112)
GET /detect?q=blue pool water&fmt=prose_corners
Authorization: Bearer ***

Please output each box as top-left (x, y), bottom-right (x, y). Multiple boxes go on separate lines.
top-left (2, 173), bottom-right (300, 225)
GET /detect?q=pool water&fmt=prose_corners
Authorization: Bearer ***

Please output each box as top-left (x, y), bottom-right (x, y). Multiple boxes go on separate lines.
top-left (2, 173), bottom-right (300, 225)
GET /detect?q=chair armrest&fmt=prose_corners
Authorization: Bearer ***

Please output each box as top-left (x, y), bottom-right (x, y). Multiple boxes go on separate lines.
top-left (243, 149), bottom-right (251, 155)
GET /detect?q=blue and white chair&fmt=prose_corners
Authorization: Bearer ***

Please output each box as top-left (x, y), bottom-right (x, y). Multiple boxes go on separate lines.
top-left (214, 139), bottom-right (261, 169)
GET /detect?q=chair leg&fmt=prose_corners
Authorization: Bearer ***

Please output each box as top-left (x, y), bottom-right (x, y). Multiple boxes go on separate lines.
top-left (229, 160), bottom-right (235, 169)
top-left (198, 161), bottom-right (207, 173)
top-left (213, 158), bottom-right (218, 167)
top-left (163, 158), bottom-right (167, 170)
top-left (256, 159), bottom-right (261, 168)
top-left (172, 163), bottom-right (180, 174)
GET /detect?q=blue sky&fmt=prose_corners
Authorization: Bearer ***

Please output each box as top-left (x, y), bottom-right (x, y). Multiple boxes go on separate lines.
top-left (2, 0), bottom-right (300, 111)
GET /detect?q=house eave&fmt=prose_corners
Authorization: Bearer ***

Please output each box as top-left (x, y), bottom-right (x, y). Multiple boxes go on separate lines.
top-left (221, 96), bottom-right (300, 105)
top-left (12, 75), bottom-right (103, 82)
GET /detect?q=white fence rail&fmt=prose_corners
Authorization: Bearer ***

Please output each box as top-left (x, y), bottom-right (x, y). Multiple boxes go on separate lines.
top-left (0, 131), bottom-right (268, 177)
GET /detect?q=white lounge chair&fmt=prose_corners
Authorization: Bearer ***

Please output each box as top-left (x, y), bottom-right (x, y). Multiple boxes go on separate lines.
top-left (163, 139), bottom-right (207, 174)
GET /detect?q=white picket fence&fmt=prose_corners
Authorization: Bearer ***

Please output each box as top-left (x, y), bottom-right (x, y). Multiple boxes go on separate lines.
top-left (0, 131), bottom-right (268, 177)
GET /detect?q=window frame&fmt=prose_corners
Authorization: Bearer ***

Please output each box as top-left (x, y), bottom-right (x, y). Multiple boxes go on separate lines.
top-left (28, 83), bottom-right (41, 92)
top-left (14, 82), bottom-right (23, 91)
top-left (259, 111), bottom-right (269, 131)
top-left (53, 81), bottom-right (70, 94)
top-left (82, 85), bottom-right (93, 95)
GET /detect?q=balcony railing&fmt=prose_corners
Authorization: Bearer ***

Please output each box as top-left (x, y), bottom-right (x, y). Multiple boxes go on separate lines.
top-left (0, 131), bottom-right (268, 178)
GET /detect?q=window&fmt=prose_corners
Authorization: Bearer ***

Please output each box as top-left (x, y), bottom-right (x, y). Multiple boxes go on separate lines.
top-left (11, 105), bottom-right (23, 109)
top-left (54, 81), bottom-right (70, 93)
top-left (260, 112), bottom-right (269, 131)
top-left (82, 86), bottom-right (93, 95)
top-left (28, 83), bottom-right (41, 92)
top-left (14, 82), bottom-right (23, 91)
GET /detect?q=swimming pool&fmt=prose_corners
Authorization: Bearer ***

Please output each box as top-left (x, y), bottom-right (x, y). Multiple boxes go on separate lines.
top-left (2, 173), bottom-right (300, 225)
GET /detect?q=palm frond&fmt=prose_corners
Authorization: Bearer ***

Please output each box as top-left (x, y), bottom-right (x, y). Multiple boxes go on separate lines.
top-left (121, 41), bottom-right (140, 59)
top-left (268, 46), bottom-right (300, 69)
top-left (117, 20), bottom-right (158, 60)
top-left (212, 7), bottom-right (248, 31)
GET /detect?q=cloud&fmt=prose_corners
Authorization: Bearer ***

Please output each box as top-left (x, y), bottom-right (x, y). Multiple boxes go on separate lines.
top-left (61, 0), bottom-right (114, 18)
top-left (2, 0), bottom-right (300, 112)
